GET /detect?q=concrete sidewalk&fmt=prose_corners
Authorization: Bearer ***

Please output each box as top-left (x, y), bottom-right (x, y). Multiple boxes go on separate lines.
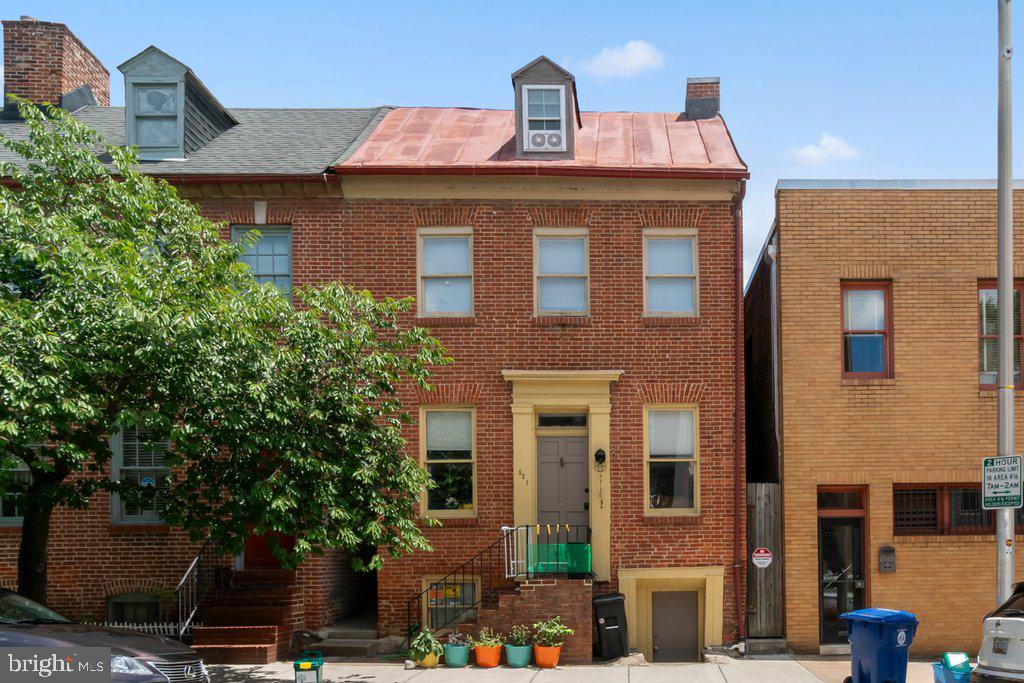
top-left (206, 655), bottom-right (836, 683)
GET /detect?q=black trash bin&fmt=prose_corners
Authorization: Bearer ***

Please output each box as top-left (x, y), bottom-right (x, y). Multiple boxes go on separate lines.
top-left (593, 592), bottom-right (629, 660)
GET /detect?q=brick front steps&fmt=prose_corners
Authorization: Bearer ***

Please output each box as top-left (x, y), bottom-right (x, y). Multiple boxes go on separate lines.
top-left (192, 570), bottom-right (299, 664)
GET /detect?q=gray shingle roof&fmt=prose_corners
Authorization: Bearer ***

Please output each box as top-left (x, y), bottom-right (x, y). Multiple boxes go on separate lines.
top-left (0, 105), bottom-right (392, 176)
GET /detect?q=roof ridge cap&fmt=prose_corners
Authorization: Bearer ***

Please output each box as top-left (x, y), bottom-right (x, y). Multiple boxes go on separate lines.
top-left (331, 106), bottom-right (395, 166)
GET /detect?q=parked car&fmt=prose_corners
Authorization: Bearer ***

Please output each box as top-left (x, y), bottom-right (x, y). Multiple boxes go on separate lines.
top-left (975, 582), bottom-right (1024, 681)
top-left (0, 588), bottom-right (209, 682)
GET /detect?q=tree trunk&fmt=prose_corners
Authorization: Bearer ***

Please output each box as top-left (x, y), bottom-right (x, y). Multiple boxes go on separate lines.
top-left (18, 497), bottom-right (55, 604)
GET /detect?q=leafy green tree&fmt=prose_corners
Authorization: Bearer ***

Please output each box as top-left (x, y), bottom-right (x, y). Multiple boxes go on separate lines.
top-left (0, 99), bottom-right (447, 603)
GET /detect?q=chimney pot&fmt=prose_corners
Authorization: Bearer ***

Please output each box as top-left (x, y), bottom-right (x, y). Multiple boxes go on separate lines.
top-left (685, 77), bottom-right (720, 120)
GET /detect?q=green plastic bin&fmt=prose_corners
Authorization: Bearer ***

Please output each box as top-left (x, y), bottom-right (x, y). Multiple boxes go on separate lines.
top-left (294, 650), bottom-right (324, 683)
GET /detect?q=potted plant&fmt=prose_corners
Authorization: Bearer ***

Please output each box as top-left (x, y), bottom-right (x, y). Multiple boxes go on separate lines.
top-left (409, 628), bottom-right (443, 668)
top-left (471, 627), bottom-right (503, 668)
top-left (532, 617), bottom-right (575, 669)
top-left (443, 632), bottom-right (472, 668)
top-left (504, 624), bottom-right (532, 668)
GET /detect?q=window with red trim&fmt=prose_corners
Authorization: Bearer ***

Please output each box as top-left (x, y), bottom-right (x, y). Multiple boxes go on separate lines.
top-left (841, 281), bottom-right (892, 378)
top-left (978, 281), bottom-right (1023, 388)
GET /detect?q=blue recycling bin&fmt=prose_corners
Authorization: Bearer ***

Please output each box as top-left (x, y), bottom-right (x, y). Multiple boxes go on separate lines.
top-left (841, 608), bottom-right (919, 683)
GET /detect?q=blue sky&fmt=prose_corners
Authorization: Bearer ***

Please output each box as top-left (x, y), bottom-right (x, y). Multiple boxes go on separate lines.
top-left (3, 1), bottom-right (1016, 281)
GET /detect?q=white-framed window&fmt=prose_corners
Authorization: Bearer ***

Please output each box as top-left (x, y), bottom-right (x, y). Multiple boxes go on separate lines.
top-left (643, 406), bottom-right (700, 515)
top-left (126, 80), bottom-right (184, 161)
top-left (233, 226), bottom-right (292, 297)
top-left (523, 85), bottom-right (566, 151)
top-left (110, 425), bottom-right (170, 524)
top-left (0, 449), bottom-right (33, 526)
top-left (417, 227), bottom-right (473, 316)
top-left (644, 229), bottom-right (698, 316)
top-left (534, 228), bottom-right (589, 315)
top-left (423, 575), bottom-right (480, 631)
top-left (420, 408), bottom-right (475, 518)
top-left (107, 593), bottom-right (163, 623)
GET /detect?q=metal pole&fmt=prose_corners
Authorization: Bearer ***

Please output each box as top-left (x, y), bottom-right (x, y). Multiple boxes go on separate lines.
top-left (997, 0), bottom-right (1016, 606)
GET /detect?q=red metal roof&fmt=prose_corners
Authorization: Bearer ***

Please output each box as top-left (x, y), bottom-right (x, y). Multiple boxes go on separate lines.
top-left (336, 108), bottom-right (748, 179)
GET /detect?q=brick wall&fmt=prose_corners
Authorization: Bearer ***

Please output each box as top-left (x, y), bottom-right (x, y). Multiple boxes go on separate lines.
top-left (2, 18), bottom-right (109, 109)
top-left (686, 81), bottom-right (720, 100)
top-left (773, 188), bottom-right (1024, 654)
top-left (460, 578), bottom-right (594, 665)
top-left (196, 196), bottom-right (744, 649)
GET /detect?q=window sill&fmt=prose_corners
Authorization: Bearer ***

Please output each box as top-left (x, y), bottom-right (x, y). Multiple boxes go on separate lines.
top-left (641, 316), bottom-right (701, 327)
top-left (532, 316), bottom-right (590, 327)
top-left (841, 377), bottom-right (895, 387)
top-left (979, 387), bottom-right (1024, 398)
top-left (420, 516), bottom-right (479, 528)
top-left (642, 512), bottom-right (701, 525)
top-left (107, 524), bottom-right (171, 535)
top-left (0, 525), bottom-right (21, 534)
top-left (417, 316), bottom-right (476, 327)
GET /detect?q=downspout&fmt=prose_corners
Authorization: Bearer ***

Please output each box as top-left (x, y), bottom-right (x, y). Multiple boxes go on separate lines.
top-left (733, 180), bottom-right (747, 641)
top-left (767, 232), bottom-right (782, 483)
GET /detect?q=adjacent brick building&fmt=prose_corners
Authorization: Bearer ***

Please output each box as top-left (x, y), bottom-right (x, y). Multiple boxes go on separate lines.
top-left (1, 17), bottom-right (748, 664)
top-left (745, 180), bottom-right (1024, 655)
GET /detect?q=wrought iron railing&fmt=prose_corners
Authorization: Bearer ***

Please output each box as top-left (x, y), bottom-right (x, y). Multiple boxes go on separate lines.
top-left (405, 523), bottom-right (591, 645)
top-left (175, 538), bottom-right (218, 640)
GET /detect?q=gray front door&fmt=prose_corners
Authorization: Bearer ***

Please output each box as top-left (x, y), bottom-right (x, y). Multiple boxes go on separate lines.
top-left (537, 436), bottom-right (588, 526)
top-left (652, 591), bottom-right (699, 662)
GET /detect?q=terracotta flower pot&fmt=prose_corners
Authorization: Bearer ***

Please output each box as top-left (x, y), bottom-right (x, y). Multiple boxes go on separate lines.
top-left (534, 644), bottom-right (562, 668)
top-left (474, 644), bottom-right (502, 668)
top-left (415, 652), bottom-right (439, 668)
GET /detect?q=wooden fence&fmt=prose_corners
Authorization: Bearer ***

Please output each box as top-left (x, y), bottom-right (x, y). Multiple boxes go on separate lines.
top-left (746, 482), bottom-right (784, 638)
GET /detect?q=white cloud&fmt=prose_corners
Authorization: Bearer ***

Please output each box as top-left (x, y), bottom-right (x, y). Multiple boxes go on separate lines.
top-left (788, 133), bottom-right (859, 166)
top-left (583, 40), bottom-right (664, 79)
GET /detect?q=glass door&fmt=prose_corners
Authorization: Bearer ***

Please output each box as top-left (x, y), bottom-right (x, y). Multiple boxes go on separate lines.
top-left (817, 487), bottom-right (867, 645)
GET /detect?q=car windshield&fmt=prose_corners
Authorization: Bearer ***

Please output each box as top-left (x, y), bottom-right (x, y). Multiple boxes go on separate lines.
top-left (995, 592), bottom-right (1024, 618)
top-left (0, 591), bottom-right (71, 624)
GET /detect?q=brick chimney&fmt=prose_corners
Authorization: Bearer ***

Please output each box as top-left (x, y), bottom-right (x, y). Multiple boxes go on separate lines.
top-left (685, 77), bottom-right (720, 120)
top-left (2, 16), bottom-right (109, 114)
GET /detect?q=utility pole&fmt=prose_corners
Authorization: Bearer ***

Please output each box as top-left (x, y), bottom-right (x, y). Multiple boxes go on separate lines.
top-left (997, 0), bottom-right (1016, 606)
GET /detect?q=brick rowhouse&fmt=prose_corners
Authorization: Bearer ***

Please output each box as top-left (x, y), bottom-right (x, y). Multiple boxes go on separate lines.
top-left (1, 17), bottom-right (748, 664)
top-left (746, 181), bottom-right (1024, 656)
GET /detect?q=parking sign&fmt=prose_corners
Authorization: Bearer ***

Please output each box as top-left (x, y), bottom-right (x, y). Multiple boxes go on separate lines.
top-left (983, 456), bottom-right (1023, 509)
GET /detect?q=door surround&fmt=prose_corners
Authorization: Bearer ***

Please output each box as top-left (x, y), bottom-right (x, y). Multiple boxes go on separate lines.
top-left (503, 369), bottom-right (621, 581)
top-left (618, 566), bottom-right (725, 662)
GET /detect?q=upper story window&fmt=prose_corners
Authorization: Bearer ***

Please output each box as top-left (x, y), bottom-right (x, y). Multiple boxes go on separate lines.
top-left (418, 227), bottom-right (473, 317)
top-left (110, 425), bottom-right (170, 524)
top-left (233, 227), bottom-right (292, 298)
top-left (535, 228), bottom-right (588, 316)
top-left (523, 86), bottom-right (566, 152)
top-left (841, 281), bottom-right (892, 379)
top-left (979, 281), bottom-right (1023, 387)
top-left (126, 81), bottom-right (184, 161)
top-left (644, 229), bottom-right (698, 316)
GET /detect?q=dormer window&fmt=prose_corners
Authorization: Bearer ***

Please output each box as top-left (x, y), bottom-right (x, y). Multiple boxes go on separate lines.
top-left (131, 83), bottom-right (182, 159)
top-left (524, 85), bottom-right (565, 152)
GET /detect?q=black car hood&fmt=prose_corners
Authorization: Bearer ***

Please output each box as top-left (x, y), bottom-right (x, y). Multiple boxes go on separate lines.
top-left (0, 623), bottom-right (198, 660)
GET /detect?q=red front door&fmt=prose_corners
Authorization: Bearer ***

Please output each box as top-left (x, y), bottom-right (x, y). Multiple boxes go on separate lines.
top-left (243, 532), bottom-right (295, 569)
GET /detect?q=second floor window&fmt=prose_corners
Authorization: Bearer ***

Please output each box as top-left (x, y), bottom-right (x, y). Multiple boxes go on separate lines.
top-left (535, 229), bottom-right (588, 315)
top-left (234, 226), bottom-right (292, 297)
top-left (841, 281), bottom-right (892, 378)
top-left (111, 425), bottom-right (170, 524)
top-left (418, 228), bottom-right (473, 316)
top-left (644, 229), bottom-right (698, 316)
top-left (979, 282), bottom-right (1023, 387)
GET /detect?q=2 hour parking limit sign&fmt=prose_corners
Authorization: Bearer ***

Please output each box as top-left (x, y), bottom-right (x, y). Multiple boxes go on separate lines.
top-left (983, 456), bottom-right (1023, 510)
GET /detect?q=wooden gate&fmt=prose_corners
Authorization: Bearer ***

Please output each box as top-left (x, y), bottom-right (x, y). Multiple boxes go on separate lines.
top-left (746, 482), bottom-right (783, 638)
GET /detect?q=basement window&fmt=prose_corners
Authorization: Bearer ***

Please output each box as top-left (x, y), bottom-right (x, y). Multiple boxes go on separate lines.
top-left (108, 593), bottom-right (163, 623)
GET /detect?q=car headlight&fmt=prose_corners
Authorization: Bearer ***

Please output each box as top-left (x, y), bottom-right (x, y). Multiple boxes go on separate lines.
top-left (110, 656), bottom-right (155, 675)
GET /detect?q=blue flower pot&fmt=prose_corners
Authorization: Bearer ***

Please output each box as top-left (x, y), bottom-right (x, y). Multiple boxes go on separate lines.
top-left (505, 644), bottom-right (532, 668)
top-left (443, 644), bottom-right (470, 668)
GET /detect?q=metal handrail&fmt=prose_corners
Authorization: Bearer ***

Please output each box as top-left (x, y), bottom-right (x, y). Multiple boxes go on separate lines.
top-left (405, 523), bottom-right (591, 645)
top-left (175, 538), bottom-right (216, 640)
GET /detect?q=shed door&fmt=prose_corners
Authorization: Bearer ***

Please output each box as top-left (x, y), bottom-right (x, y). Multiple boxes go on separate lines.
top-left (537, 436), bottom-right (588, 526)
top-left (652, 591), bottom-right (699, 662)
